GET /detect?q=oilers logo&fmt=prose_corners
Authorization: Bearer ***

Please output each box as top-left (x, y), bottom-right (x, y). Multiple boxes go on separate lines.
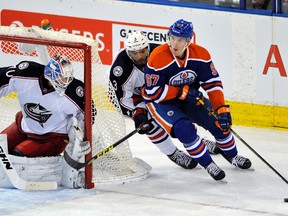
top-left (169, 70), bottom-right (197, 86)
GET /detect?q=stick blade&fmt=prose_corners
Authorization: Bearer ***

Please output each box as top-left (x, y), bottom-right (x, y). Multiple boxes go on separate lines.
top-left (64, 151), bottom-right (85, 170)
top-left (24, 181), bottom-right (57, 191)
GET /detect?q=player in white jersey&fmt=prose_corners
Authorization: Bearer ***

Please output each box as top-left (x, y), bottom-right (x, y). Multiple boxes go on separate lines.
top-left (0, 54), bottom-right (90, 157)
top-left (109, 31), bottom-right (219, 170)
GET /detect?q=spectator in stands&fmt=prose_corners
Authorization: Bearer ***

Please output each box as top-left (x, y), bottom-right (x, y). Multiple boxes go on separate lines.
top-left (252, 0), bottom-right (271, 9)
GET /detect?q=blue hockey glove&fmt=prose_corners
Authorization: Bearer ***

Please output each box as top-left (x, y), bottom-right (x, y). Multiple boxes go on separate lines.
top-left (178, 85), bottom-right (203, 105)
top-left (215, 105), bottom-right (232, 132)
top-left (132, 108), bottom-right (151, 134)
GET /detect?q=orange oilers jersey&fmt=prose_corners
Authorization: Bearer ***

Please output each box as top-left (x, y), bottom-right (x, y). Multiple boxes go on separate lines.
top-left (142, 43), bottom-right (225, 110)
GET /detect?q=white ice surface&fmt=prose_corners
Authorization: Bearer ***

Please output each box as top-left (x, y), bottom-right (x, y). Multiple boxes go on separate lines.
top-left (1, 120), bottom-right (288, 216)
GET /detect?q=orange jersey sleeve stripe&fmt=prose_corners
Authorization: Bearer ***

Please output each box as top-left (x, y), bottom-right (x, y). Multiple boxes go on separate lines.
top-left (207, 90), bottom-right (225, 110)
top-left (201, 81), bottom-right (223, 90)
top-left (141, 86), bottom-right (161, 101)
top-left (148, 87), bottom-right (163, 101)
top-left (161, 85), bottom-right (181, 102)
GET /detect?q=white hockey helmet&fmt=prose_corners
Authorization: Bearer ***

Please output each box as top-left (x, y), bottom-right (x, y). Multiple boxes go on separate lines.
top-left (124, 31), bottom-right (150, 64)
top-left (125, 31), bottom-right (149, 52)
top-left (44, 54), bottom-right (74, 96)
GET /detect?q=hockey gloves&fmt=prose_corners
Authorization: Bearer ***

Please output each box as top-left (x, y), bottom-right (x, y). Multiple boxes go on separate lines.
top-left (132, 108), bottom-right (151, 134)
top-left (215, 105), bottom-right (232, 132)
top-left (178, 85), bottom-right (203, 105)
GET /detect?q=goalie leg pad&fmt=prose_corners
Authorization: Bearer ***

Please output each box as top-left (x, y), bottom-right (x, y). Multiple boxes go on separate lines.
top-left (13, 155), bottom-right (62, 183)
top-left (0, 153), bottom-right (86, 189)
top-left (61, 117), bottom-right (91, 189)
top-left (62, 160), bottom-right (85, 189)
top-left (0, 154), bottom-right (63, 188)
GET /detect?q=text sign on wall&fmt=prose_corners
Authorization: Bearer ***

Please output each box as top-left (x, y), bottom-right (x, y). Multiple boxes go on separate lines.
top-left (1, 9), bottom-right (168, 65)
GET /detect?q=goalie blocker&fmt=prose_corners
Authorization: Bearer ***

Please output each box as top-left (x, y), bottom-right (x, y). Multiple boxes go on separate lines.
top-left (0, 117), bottom-right (91, 189)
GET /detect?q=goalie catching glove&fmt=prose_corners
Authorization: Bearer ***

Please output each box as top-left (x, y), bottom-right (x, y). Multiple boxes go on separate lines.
top-left (132, 108), bottom-right (152, 134)
top-left (215, 105), bottom-right (232, 132)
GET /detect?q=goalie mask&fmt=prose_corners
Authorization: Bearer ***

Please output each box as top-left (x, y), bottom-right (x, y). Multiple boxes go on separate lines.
top-left (44, 54), bottom-right (74, 96)
top-left (124, 31), bottom-right (150, 67)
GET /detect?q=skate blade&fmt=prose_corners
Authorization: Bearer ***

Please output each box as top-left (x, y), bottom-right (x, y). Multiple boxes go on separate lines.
top-left (238, 166), bottom-right (255, 171)
top-left (218, 179), bottom-right (228, 184)
top-left (246, 167), bottom-right (255, 171)
top-left (230, 166), bottom-right (255, 171)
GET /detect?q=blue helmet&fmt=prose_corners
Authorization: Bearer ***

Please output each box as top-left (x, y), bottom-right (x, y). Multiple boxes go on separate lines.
top-left (168, 19), bottom-right (194, 39)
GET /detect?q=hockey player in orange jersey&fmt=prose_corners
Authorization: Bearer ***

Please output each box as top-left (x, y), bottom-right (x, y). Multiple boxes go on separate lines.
top-left (110, 31), bottom-right (221, 170)
top-left (142, 19), bottom-right (252, 181)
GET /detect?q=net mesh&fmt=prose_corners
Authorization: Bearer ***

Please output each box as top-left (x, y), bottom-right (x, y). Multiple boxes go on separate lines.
top-left (0, 26), bottom-right (150, 187)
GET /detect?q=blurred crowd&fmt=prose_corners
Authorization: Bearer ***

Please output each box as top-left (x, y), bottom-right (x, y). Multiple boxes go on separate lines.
top-left (168, 0), bottom-right (288, 11)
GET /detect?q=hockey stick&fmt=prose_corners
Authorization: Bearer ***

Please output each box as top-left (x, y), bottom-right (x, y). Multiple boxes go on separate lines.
top-left (64, 122), bottom-right (147, 170)
top-left (0, 134), bottom-right (58, 190)
top-left (197, 97), bottom-right (288, 184)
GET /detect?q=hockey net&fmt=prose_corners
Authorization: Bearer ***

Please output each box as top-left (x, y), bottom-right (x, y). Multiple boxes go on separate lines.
top-left (0, 26), bottom-right (151, 188)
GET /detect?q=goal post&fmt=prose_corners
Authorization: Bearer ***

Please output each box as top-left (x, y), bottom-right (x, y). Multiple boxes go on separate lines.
top-left (0, 25), bottom-right (151, 189)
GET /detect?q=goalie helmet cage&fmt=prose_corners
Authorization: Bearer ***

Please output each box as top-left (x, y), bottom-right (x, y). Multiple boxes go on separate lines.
top-left (0, 26), bottom-right (150, 189)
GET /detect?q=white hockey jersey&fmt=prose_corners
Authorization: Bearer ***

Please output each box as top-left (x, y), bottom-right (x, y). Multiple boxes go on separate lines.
top-left (0, 61), bottom-right (85, 135)
top-left (109, 43), bottom-right (159, 117)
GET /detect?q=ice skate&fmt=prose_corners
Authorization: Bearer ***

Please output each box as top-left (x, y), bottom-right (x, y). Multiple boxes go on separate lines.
top-left (219, 150), bottom-right (252, 170)
top-left (205, 161), bottom-right (226, 181)
top-left (230, 155), bottom-right (252, 169)
top-left (168, 149), bottom-right (198, 169)
top-left (203, 138), bottom-right (220, 155)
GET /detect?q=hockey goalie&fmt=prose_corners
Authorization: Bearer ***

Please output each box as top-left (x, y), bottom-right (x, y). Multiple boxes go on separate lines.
top-left (0, 53), bottom-right (92, 189)
top-left (0, 24), bottom-right (152, 190)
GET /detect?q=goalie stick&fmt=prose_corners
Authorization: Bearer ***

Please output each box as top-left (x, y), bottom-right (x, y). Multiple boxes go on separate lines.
top-left (0, 134), bottom-right (58, 191)
top-left (64, 121), bottom-right (149, 170)
top-left (196, 97), bottom-right (288, 185)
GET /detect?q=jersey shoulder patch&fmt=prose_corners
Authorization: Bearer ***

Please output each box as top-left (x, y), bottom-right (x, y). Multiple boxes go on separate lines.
top-left (15, 61), bottom-right (44, 78)
top-left (110, 49), bottom-right (133, 80)
top-left (65, 78), bottom-right (84, 110)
